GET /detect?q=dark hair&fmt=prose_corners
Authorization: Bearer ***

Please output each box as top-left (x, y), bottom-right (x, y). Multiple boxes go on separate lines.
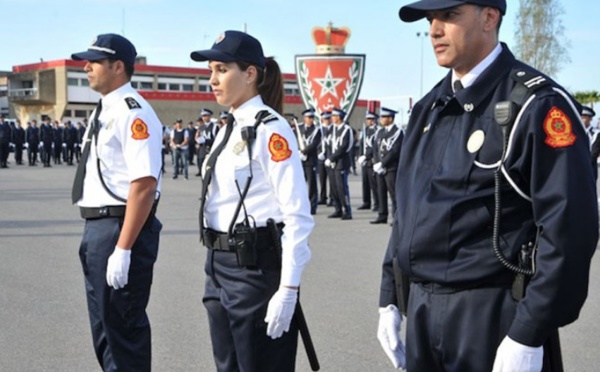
top-left (237, 57), bottom-right (284, 115)
top-left (108, 59), bottom-right (135, 79)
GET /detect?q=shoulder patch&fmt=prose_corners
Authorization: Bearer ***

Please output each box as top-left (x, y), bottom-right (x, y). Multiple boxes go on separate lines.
top-left (125, 97), bottom-right (142, 110)
top-left (268, 133), bottom-right (292, 162)
top-left (511, 70), bottom-right (549, 91)
top-left (131, 118), bottom-right (150, 140)
top-left (255, 110), bottom-right (277, 124)
top-left (543, 106), bottom-right (576, 148)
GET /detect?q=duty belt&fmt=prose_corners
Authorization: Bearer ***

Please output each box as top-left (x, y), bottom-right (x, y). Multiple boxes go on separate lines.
top-left (80, 206), bottom-right (126, 219)
top-left (203, 224), bottom-right (283, 251)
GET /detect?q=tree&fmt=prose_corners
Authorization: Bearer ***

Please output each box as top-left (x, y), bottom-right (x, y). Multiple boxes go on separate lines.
top-left (573, 91), bottom-right (600, 108)
top-left (514, 0), bottom-right (570, 77)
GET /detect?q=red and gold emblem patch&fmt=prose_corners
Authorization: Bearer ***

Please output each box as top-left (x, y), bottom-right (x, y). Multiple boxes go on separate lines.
top-left (131, 118), bottom-right (150, 140)
top-left (268, 133), bottom-right (292, 162)
top-left (543, 107), bottom-right (576, 148)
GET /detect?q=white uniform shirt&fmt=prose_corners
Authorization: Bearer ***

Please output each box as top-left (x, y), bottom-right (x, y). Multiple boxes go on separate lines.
top-left (203, 95), bottom-right (313, 286)
top-left (77, 83), bottom-right (163, 207)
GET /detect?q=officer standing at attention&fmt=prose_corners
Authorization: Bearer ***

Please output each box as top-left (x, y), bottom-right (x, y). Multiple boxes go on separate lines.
top-left (40, 117), bottom-right (53, 167)
top-left (195, 108), bottom-right (217, 177)
top-left (186, 120), bottom-right (197, 166)
top-left (12, 119), bottom-right (26, 166)
top-left (377, 1), bottom-right (598, 371)
top-left (191, 30), bottom-right (314, 371)
top-left (0, 114), bottom-right (11, 168)
top-left (580, 106), bottom-right (600, 179)
top-left (326, 107), bottom-right (354, 220)
top-left (356, 111), bottom-right (380, 212)
top-left (26, 119), bottom-right (40, 166)
top-left (70, 33), bottom-right (163, 371)
top-left (298, 108), bottom-right (322, 215)
top-left (371, 108), bottom-right (403, 224)
top-left (317, 111), bottom-right (332, 206)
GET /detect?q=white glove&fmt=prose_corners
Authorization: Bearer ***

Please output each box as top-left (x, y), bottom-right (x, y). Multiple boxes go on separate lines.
top-left (62, 143), bottom-right (67, 148)
top-left (492, 336), bottom-right (543, 372)
top-left (318, 153), bottom-right (325, 161)
top-left (377, 305), bottom-right (406, 369)
top-left (358, 155), bottom-right (366, 167)
top-left (324, 158), bottom-right (332, 168)
top-left (373, 162), bottom-right (383, 174)
top-left (264, 286), bottom-right (298, 339)
top-left (106, 246), bottom-right (131, 289)
top-left (24, 143), bottom-right (29, 149)
top-left (197, 135), bottom-right (206, 145)
top-left (300, 152), bottom-right (307, 162)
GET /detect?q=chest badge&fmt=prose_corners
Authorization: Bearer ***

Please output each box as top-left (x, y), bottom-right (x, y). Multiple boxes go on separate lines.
top-left (467, 130), bottom-right (485, 153)
top-left (233, 140), bottom-right (247, 155)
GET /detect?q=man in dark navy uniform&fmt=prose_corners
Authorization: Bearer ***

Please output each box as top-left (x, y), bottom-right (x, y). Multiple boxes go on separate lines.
top-left (298, 108), bottom-right (322, 215)
top-left (581, 106), bottom-right (600, 179)
top-left (63, 120), bottom-right (78, 165)
top-left (195, 108), bottom-right (216, 177)
top-left (326, 107), bottom-right (353, 220)
top-left (0, 114), bottom-right (11, 168)
top-left (377, 1), bottom-right (599, 371)
top-left (40, 117), bottom-right (53, 167)
top-left (371, 108), bottom-right (403, 224)
top-left (52, 120), bottom-right (64, 165)
top-left (356, 111), bottom-right (380, 212)
top-left (12, 120), bottom-right (26, 165)
top-left (26, 120), bottom-right (40, 166)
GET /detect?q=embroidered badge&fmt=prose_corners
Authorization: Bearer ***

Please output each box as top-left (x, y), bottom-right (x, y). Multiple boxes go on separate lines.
top-left (125, 97), bottom-right (142, 109)
top-left (268, 133), bottom-right (292, 162)
top-left (131, 119), bottom-right (150, 140)
top-left (543, 107), bottom-right (576, 148)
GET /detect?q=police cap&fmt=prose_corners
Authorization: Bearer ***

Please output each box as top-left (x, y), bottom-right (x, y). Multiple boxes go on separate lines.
top-left (582, 106), bottom-right (596, 118)
top-left (366, 111), bottom-right (379, 120)
top-left (332, 107), bottom-right (346, 119)
top-left (190, 30), bottom-right (266, 69)
top-left (380, 107), bottom-right (398, 117)
top-left (220, 111), bottom-right (229, 119)
top-left (321, 111), bottom-right (332, 119)
top-left (399, 0), bottom-right (506, 22)
top-left (200, 108), bottom-right (213, 116)
top-left (72, 33), bottom-right (137, 65)
top-left (302, 108), bottom-right (316, 117)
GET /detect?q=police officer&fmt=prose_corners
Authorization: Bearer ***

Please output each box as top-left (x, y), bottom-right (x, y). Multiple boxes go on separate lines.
top-left (63, 120), bottom-right (78, 165)
top-left (76, 120), bottom-right (87, 163)
top-left (195, 108), bottom-right (217, 177)
top-left (71, 33), bottom-right (163, 371)
top-left (12, 119), bottom-right (26, 165)
top-left (191, 30), bottom-right (314, 371)
top-left (170, 118), bottom-right (189, 179)
top-left (187, 120), bottom-right (197, 166)
top-left (581, 106), bottom-right (600, 179)
top-left (26, 120), bottom-right (40, 166)
top-left (377, 1), bottom-right (599, 371)
top-left (326, 107), bottom-right (353, 220)
top-left (298, 108), bottom-right (322, 215)
top-left (317, 111), bottom-right (332, 205)
top-left (52, 120), bottom-right (64, 165)
top-left (357, 111), bottom-right (380, 211)
top-left (371, 108), bottom-right (403, 224)
top-left (40, 117), bottom-right (53, 167)
top-left (0, 114), bottom-right (10, 168)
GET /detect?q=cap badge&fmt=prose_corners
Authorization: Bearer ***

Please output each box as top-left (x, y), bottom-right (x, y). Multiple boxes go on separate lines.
top-left (215, 33), bottom-right (225, 44)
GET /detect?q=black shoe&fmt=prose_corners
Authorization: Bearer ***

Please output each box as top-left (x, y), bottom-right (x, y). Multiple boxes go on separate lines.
top-left (357, 204), bottom-right (371, 210)
top-left (318, 200), bottom-right (327, 205)
top-left (173, 175), bottom-right (178, 179)
top-left (328, 212), bottom-right (342, 218)
top-left (195, 172), bottom-right (202, 177)
top-left (370, 217), bottom-right (388, 224)
top-left (327, 202), bottom-right (335, 207)
top-left (372, 205), bottom-right (379, 212)
top-left (341, 213), bottom-right (353, 220)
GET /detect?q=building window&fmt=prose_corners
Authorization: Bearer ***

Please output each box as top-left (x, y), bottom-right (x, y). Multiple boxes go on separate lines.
top-left (140, 82), bottom-right (153, 90)
top-left (182, 84), bottom-right (193, 92)
top-left (169, 83), bottom-right (180, 91)
top-left (198, 85), bottom-right (210, 93)
top-left (68, 78), bottom-right (79, 86)
top-left (74, 110), bottom-right (88, 118)
top-left (131, 81), bottom-right (139, 89)
top-left (157, 83), bottom-right (167, 91)
top-left (81, 79), bottom-right (89, 87)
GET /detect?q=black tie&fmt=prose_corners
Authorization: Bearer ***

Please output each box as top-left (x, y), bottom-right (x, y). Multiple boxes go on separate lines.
top-left (199, 114), bottom-right (235, 242)
top-left (453, 80), bottom-right (464, 93)
top-left (71, 100), bottom-right (102, 204)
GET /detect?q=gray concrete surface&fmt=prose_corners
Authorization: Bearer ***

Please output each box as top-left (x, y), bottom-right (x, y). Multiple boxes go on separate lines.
top-left (1, 164), bottom-right (599, 371)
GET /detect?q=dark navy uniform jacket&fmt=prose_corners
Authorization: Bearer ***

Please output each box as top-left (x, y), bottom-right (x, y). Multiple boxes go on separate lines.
top-left (329, 123), bottom-right (353, 170)
top-left (380, 45), bottom-right (598, 346)
top-left (377, 125), bottom-right (403, 171)
top-left (359, 125), bottom-right (378, 165)
top-left (299, 123), bottom-right (322, 167)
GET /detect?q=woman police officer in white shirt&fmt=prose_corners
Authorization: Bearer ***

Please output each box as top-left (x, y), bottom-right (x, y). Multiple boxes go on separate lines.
top-left (190, 30), bottom-right (314, 371)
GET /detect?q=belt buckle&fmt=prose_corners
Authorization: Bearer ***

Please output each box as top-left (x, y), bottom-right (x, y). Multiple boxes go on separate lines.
top-left (98, 207), bottom-right (109, 217)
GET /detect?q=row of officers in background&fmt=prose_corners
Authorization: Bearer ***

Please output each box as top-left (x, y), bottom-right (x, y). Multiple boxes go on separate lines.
top-left (0, 114), bottom-right (87, 168)
top-left (293, 106), bottom-right (404, 224)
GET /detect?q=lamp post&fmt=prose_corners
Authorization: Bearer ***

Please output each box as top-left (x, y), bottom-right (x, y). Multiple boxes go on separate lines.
top-left (416, 32), bottom-right (429, 98)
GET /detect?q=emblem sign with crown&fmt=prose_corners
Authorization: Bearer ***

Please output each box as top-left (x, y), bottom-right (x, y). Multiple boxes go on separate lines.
top-left (295, 23), bottom-right (366, 119)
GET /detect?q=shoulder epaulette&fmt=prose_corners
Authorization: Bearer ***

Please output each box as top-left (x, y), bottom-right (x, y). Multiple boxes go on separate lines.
top-left (509, 69), bottom-right (551, 107)
top-left (255, 110), bottom-right (278, 125)
top-left (125, 97), bottom-right (142, 110)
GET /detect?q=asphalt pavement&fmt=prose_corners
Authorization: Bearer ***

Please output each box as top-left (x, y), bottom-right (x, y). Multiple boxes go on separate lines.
top-left (1, 163), bottom-right (599, 371)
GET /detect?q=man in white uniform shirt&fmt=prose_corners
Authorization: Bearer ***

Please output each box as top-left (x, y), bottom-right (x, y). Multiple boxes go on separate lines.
top-left (71, 33), bottom-right (163, 372)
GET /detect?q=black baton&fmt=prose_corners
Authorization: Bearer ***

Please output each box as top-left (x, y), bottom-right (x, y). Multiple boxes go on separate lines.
top-left (542, 329), bottom-right (563, 372)
top-left (266, 218), bottom-right (320, 371)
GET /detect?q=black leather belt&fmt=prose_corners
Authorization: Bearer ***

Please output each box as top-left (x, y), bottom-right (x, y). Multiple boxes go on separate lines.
top-left (80, 206), bottom-right (126, 220)
top-left (204, 224), bottom-right (283, 252)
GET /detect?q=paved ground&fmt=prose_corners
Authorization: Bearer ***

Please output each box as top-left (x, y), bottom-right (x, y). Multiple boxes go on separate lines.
top-left (1, 163), bottom-right (599, 371)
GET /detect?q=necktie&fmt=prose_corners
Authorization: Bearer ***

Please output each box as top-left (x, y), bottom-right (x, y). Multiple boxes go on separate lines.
top-left (453, 80), bottom-right (464, 93)
top-left (71, 100), bottom-right (102, 204)
top-left (199, 114), bottom-right (235, 241)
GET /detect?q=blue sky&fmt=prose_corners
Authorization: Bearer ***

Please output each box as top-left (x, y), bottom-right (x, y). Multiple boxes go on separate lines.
top-left (1, 0), bottom-right (598, 113)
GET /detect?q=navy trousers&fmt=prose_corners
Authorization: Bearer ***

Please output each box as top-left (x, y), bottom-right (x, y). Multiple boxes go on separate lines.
top-left (406, 282), bottom-right (516, 372)
top-left (203, 247), bottom-right (299, 372)
top-left (79, 216), bottom-right (161, 372)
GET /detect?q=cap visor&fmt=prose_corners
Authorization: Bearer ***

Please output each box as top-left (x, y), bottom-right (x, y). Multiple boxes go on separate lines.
top-left (71, 50), bottom-right (109, 61)
top-left (190, 49), bottom-right (236, 63)
top-left (399, 0), bottom-right (464, 22)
